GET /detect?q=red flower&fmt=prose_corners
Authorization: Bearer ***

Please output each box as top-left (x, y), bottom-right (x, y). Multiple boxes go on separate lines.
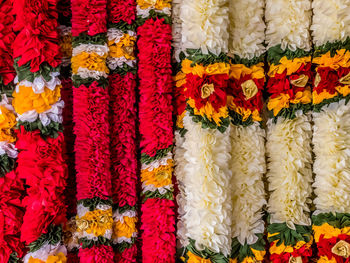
top-left (108, 0), bottom-right (136, 25)
top-left (184, 73), bottom-right (228, 111)
top-left (227, 74), bottom-right (264, 112)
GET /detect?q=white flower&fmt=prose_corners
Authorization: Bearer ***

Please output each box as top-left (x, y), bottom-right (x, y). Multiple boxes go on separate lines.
top-left (265, 0), bottom-right (312, 51)
top-left (175, 131), bottom-right (189, 248)
top-left (228, 0), bottom-right (265, 59)
top-left (172, 0), bottom-right (183, 62)
top-left (266, 112), bottom-right (313, 228)
top-left (182, 113), bottom-right (232, 256)
top-left (0, 142), bottom-right (17, 158)
top-left (72, 44), bottom-right (108, 57)
top-left (16, 100), bottom-right (64, 126)
top-left (180, 0), bottom-right (229, 55)
top-left (313, 100), bottom-right (350, 213)
top-left (23, 243), bottom-right (67, 263)
top-left (311, 0), bottom-right (350, 47)
top-left (230, 122), bottom-right (266, 245)
top-left (15, 72), bottom-right (61, 94)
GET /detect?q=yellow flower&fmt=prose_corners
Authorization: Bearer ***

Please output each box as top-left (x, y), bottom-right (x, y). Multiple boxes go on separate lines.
top-left (269, 241), bottom-right (294, 255)
top-left (241, 256), bottom-right (261, 263)
top-left (313, 223), bottom-right (350, 243)
top-left (318, 256), bottom-right (337, 263)
top-left (13, 85), bottom-right (61, 115)
top-left (336, 85), bottom-right (350, 97)
top-left (290, 89), bottom-right (312, 104)
top-left (108, 33), bottom-right (136, 60)
top-left (268, 56), bottom-right (311, 77)
top-left (229, 259), bottom-right (238, 263)
top-left (141, 159), bottom-right (173, 188)
top-left (71, 52), bottom-right (109, 74)
top-left (137, 0), bottom-right (171, 10)
top-left (181, 59), bottom-right (229, 77)
top-left (176, 111), bottom-right (185, 129)
top-left (230, 63), bottom-right (265, 80)
top-left (0, 106), bottom-right (16, 143)
top-left (113, 216), bottom-right (137, 239)
top-left (227, 97), bottom-right (262, 122)
top-left (28, 253), bottom-right (67, 263)
top-left (267, 93), bottom-right (290, 116)
top-left (312, 90), bottom-right (338, 105)
top-left (174, 72), bottom-right (187, 87)
top-left (251, 248), bottom-right (265, 261)
top-left (188, 98), bottom-right (228, 126)
top-left (187, 251), bottom-right (211, 263)
top-left (75, 208), bottom-right (113, 237)
top-left (313, 49), bottom-right (350, 70)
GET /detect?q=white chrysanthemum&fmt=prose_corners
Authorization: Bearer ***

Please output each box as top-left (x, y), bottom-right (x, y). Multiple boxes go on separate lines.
top-left (180, 0), bottom-right (229, 55)
top-left (313, 100), bottom-right (350, 214)
top-left (182, 113), bottom-right (232, 256)
top-left (73, 69), bottom-right (108, 79)
top-left (141, 152), bottom-right (172, 171)
top-left (15, 72), bottom-right (61, 94)
top-left (230, 123), bottom-right (266, 245)
top-left (72, 44), bottom-right (108, 57)
top-left (23, 243), bottom-right (67, 263)
top-left (265, 0), bottom-right (312, 51)
top-left (174, 131), bottom-right (188, 248)
top-left (228, 0), bottom-right (265, 59)
top-left (267, 112), bottom-right (313, 229)
top-left (172, 0), bottom-right (182, 62)
top-left (312, 0), bottom-right (350, 47)
top-left (16, 100), bottom-right (64, 126)
top-left (107, 28), bottom-right (136, 43)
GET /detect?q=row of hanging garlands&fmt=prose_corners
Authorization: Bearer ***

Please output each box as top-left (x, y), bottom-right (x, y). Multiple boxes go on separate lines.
top-left (0, 0), bottom-right (350, 262)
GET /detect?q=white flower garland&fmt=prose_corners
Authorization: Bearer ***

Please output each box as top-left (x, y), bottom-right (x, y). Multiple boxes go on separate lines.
top-left (228, 0), bottom-right (265, 59)
top-left (174, 131), bottom-right (188, 248)
top-left (311, 0), bottom-right (350, 47)
top-left (182, 113), bottom-right (232, 256)
top-left (230, 122), bottom-right (266, 245)
top-left (180, 0), bottom-right (229, 55)
top-left (313, 100), bottom-right (350, 214)
top-left (266, 111), bottom-right (313, 229)
top-left (172, 0), bottom-right (182, 62)
top-left (265, 0), bottom-right (312, 51)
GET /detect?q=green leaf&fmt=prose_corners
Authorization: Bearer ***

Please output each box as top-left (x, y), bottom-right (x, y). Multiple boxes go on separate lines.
top-left (80, 236), bottom-right (112, 248)
top-left (142, 188), bottom-right (174, 202)
top-left (14, 58), bottom-right (59, 83)
top-left (140, 145), bottom-right (173, 164)
top-left (230, 53), bottom-right (265, 68)
top-left (28, 225), bottom-right (62, 252)
top-left (267, 45), bottom-right (310, 65)
top-left (72, 75), bottom-right (108, 89)
top-left (314, 37), bottom-right (350, 57)
top-left (72, 33), bottom-right (107, 48)
top-left (8, 252), bottom-right (20, 263)
top-left (108, 21), bottom-right (137, 32)
top-left (77, 197), bottom-right (113, 211)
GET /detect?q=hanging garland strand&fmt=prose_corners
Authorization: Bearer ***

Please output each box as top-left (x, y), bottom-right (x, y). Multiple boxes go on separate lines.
top-left (265, 0), bottom-right (314, 262)
top-left (70, 0), bottom-right (114, 261)
top-left (136, 0), bottom-right (176, 262)
top-left (11, 0), bottom-right (68, 260)
top-left (176, 0), bottom-right (232, 262)
top-left (0, 0), bottom-right (25, 261)
top-left (107, 0), bottom-right (138, 262)
top-left (227, 0), bottom-right (266, 262)
top-left (311, 1), bottom-right (350, 262)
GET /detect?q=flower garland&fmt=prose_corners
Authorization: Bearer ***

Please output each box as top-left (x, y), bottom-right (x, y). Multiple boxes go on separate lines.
top-left (136, 0), bottom-right (175, 262)
top-left (71, 0), bottom-right (114, 261)
top-left (11, 0), bottom-right (68, 261)
top-left (311, 2), bottom-right (350, 262)
top-left (107, 0), bottom-right (138, 262)
top-left (227, 1), bottom-right (266, 262)
top-left (265, 1), bottom-right (314, 262)
top-left (57, 0), bottom-right (80, 261)
top-left (176, 0), bottom-right (232, 262)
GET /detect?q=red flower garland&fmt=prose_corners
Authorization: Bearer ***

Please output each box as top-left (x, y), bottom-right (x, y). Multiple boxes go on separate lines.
top-left (138, 17), bottom-right (176, 263)
top-left (73, 82), bottom-right (111, 201)
top-left (16, 127), bottom-right (67, 243)
top-left (138, 18), bottom-right (173, 157)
